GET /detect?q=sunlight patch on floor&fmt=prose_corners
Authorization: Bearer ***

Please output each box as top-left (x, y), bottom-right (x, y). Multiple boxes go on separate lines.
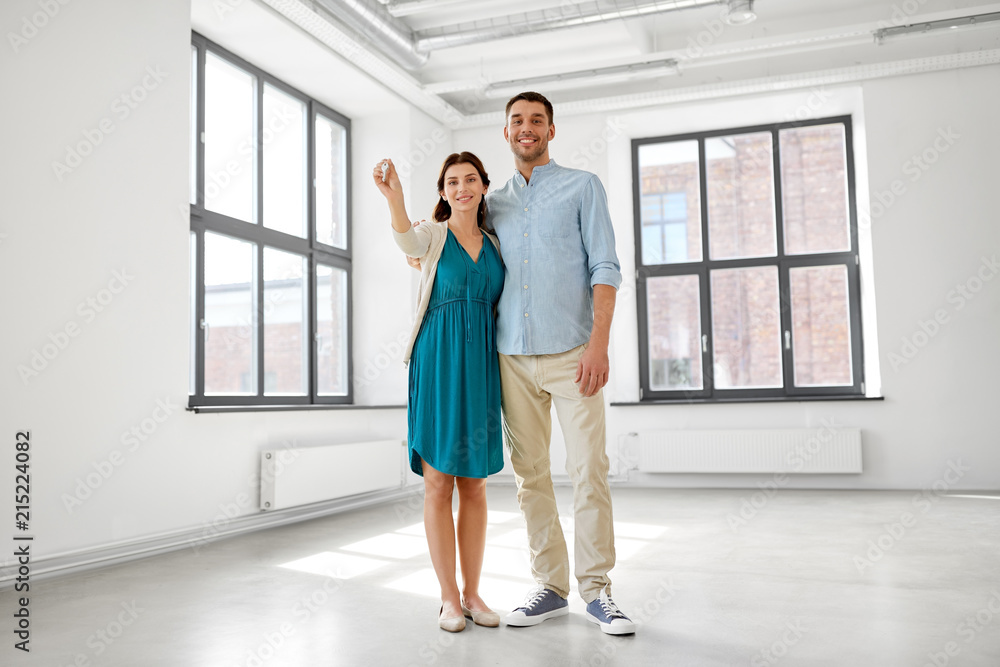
top-left (279, 551), bottom-right (389, 579)
top-left (340, 533), bottom-right (429, 559)
top-left (614, 521), bottom-right (669, 539)
top-left (480, 545), bottom-right (533, 579)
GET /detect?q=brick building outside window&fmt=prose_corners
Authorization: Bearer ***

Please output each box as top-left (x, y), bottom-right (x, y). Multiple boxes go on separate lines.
top-left (632, 116), bottom-right (864, 402)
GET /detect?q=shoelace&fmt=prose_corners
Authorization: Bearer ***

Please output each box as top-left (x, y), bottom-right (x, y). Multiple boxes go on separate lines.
top-left (521, 587), bottom-right (548, 610)
top-left (599, 595), bottom-right (627, 619)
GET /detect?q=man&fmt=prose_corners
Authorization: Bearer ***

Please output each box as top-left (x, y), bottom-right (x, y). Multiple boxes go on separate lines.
top-left (489, 92), bottom-right (634, 635)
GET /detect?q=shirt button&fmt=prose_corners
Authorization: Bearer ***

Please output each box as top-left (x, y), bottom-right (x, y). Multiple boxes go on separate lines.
top-left (524, 313), bottom-right (529, 317)
top-left (523, 259), bottom-right (528, 264)
top-left (523, 232), bottom-right (528, 237)
top-left (523, 207), bottom-right (528, 212)
top-left (523, 285), bottom-right (528, 289)
top-left (519, 183), bottom-right (524, 188)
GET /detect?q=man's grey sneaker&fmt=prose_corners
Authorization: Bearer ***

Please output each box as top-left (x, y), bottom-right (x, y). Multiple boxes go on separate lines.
top-left (585, 586), bottom-right (636, 635)
top-left (504, 586), bottom-right (569, 627)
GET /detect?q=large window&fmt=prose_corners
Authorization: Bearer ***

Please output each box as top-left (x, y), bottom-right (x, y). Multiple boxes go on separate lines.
top-left (633, 116), bottom-right (863, 401)
top-left (189, 34), bottom-right (352, 407)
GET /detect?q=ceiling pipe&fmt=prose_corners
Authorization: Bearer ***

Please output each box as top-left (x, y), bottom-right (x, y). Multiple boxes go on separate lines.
top-left (312, 0), bottom-right (429, 68)
top-left (413, 0), bottom-right (726, 52)
top-left (482, 58), bottom-right (680, 99)
top-left (315, 0), bottom-right (726, 69)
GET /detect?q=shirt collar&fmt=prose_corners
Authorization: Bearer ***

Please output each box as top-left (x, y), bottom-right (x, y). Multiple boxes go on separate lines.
top-left (513, 159), bottom-right (559, 185)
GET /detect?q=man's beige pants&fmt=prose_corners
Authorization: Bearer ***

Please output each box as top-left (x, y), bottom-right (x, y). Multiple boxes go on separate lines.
top-left (499, 344), bottom-right (615, 604)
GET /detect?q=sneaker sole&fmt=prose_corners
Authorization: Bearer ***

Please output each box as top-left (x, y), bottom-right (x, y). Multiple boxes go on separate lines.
top-left (585, 613), bottom-right (636, 635)
top-left (504, 606), bottom-right (569, 627)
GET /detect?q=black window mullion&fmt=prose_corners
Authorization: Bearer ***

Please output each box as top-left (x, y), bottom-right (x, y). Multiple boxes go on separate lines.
top-left (191, 38), bottom-right (207, 408)
top-left (773, 128), bottom-right (795, 394)
top-left (772, 128), bottom-right (786, 260)
top-left (308, 100), bottom-right (317, 248)
top-left (255, 242), bottom-right (264, 397)
top-left (197, 209), bottom-right (310, 254)
top-left (778, 260), bottom-right (795, 393)
top-left (635, 269), bottom-right (650, 400)
top-left (698, 266), bottom-right (713, 400)
top-left (630, 140), bottom-right (648, 399)
top-left (697, 137), bottom-right (714, 399)
top-left (309, 254), bottom-right (318, 403)
top-left (307, 99), bottom-right (317, 404)
top-left (194, 227), bottom-right (205, 404)
top-left (343, 115), bottom-right (353, 257)
top-left (846, 256), bottom-right (864, 394)
top-left (255, 66), bottom-right (264, 228)
top-left (191, 39), bottom-right (206, 406)
top-left (312, 243), bottom-right (352, 262)
top-left (843, 118), bottom-right (865, 395)
top-left (344, 267), bottom-right (354, 403)
top-left (254, 67), bottom-right (265, 399)
top-left (195, 39), bottom-right (206, 213)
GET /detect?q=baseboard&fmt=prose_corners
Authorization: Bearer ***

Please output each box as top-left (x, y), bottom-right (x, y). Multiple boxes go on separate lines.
top-left (0, 484), bottom-right (421, 589)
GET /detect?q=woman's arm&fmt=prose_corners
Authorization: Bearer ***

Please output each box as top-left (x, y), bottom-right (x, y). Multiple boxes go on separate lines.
top-left (372, 158), bottom-right (411, 234)
top-left (372, 158), bottom-right (431, 257)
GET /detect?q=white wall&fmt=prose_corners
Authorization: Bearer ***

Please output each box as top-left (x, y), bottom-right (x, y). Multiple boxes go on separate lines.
top-left (455, 66), bottom-right (1000, 491)
top-left (1, 0), bottom-right (996, 566)
top-left (0, 0), bottom-right (446, 561)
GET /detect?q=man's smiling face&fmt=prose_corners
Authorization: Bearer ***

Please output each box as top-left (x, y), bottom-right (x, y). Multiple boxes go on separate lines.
top-left (504, 99), bottom-right (554, 163)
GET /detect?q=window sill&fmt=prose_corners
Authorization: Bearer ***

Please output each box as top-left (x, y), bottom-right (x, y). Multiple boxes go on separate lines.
top-left (187, 404), bottom-right (406, 414)
top-left (611, 395), bottom-right (884, 406)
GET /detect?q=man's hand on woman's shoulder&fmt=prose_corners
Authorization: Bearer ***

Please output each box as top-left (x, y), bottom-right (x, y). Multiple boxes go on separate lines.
top-left (407, 219), bottom-right (425, 271)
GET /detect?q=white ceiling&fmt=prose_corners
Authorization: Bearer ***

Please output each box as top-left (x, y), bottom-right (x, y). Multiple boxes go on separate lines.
top-left (361, 0), bottom-right (1000, 112)
top-left (201, 0), bottom-right (1000, 124)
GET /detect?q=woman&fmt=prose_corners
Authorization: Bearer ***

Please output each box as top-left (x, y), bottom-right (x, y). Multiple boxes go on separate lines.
top-left (372, 152), bottom-right (504, 632)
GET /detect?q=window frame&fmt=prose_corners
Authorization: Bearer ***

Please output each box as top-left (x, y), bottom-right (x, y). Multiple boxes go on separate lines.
top-left (632, 115), bottom-right (864, 403)
top-left (189, 33), bottom-right (353, 407)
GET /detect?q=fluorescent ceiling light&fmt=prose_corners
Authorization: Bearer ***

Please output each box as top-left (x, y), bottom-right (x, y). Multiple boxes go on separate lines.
top-left (483, 58), bottom-right (680, 99)
top-left (385, 0), bottom-right (466, 17)
top-left (874, 11), bottom-right (1000, 44)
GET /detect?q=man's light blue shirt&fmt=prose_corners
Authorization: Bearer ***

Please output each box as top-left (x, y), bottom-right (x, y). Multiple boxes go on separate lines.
top-left (487, 160), bottom-right (621, 356)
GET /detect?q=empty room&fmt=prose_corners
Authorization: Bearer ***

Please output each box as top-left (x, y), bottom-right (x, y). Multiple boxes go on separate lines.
top-left (2, 0), bottom-right (999, 665)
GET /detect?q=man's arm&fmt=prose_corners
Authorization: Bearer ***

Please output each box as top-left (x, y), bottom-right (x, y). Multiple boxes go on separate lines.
top-left (576, 284), bottom-right (615, 396)
top-left (405, 219), bottom-right (427, 271)
top-left (576, 174), bottom-right (622, 397)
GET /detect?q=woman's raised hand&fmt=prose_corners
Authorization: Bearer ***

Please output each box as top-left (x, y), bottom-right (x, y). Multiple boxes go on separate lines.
top-left (376, 159), bottom-right (414, 234)
top-left (373, 158), bottom-right (403, 202)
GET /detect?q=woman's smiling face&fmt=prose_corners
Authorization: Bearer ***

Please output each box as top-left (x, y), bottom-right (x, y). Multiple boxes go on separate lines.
top-left (440, 162), bottom-right (487, 214)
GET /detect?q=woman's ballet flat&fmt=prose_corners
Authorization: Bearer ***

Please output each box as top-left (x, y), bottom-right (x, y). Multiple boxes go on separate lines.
top-left (439, 606), bottom-right (467, 632)
top-left (461, 602), bottom-right (500, 627)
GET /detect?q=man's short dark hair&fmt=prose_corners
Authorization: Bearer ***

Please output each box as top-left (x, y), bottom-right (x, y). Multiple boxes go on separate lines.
top-left (505, 92), bottom-right (553, 126)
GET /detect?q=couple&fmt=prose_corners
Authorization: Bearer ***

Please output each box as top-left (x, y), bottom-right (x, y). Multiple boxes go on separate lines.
top-left (372, 92), bottom-right (634, 636)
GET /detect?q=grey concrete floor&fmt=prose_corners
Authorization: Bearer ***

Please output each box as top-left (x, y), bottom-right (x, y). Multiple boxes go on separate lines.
top-left (5, 487), bottom-right (1000, 666)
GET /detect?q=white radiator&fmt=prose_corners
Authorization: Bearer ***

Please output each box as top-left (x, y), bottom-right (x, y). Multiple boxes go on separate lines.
top-left (260, 440), bottom-right (402, 510)
top-left (626, 428), bottom-right (862, 474)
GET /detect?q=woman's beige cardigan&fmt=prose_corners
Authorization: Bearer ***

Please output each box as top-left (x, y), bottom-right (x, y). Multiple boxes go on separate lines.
top-left (393, 220), bottom-right (502, 365)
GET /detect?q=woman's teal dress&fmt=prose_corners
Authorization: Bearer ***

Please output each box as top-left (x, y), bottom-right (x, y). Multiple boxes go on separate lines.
top-left (408, 228), bottom-right (504, 478)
